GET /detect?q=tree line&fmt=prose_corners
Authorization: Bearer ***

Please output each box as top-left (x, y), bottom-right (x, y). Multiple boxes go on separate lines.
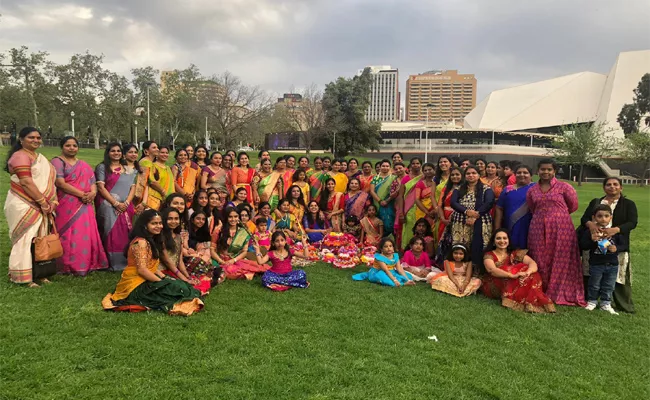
top-left (0, 46), bottom-right (381, 154)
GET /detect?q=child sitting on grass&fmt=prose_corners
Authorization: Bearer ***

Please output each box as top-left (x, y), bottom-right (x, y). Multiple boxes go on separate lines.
top-left (401, 236), bottom-right (436, 281)
top-left (429, 243), bottom-right (481, 297)
top-left (352, 238), bottom-right (415, 287)
top-left (343, 215), bottom-right (362, 242)
top-left (248, 217), bottom-right (271, 254)
top-left (253, 231), bottom-right (310, 291)
top-left (580, 204), bottom-right (620, 315)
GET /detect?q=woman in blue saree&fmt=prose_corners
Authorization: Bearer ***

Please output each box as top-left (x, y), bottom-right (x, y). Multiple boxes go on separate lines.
top-left (494, 165), bottom-right (535, 249)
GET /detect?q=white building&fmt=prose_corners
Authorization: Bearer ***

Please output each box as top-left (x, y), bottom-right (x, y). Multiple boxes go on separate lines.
top-left (360, 65), bottom-right (400, 122)
top-left (464, 50), bottom-right (650, 138)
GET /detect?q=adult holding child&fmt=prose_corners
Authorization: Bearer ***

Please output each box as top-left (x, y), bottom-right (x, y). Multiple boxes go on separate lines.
top-left (4, 127), bottom-right (58, 286)
top-left (527, 158), bottom-right (585, 307)
top-left (51, 136), bottom-right (108, 275)
top-left (482, 229), bottom-right (556, 313)
top-left (95, 143), bottom-right (136, 271)
top-left (579, 177), bottom-right (638, 313)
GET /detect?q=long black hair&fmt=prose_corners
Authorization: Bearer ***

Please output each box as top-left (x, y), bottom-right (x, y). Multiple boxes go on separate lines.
top-left (319, 178), bottom-right (337, 212)
top-left (140, 140), bottom-right (156, 160)
top-left (287, 184), bottom-right (307, 209)
top-left (485, 228), bottom-right (516, 253)
top-left (161, 207), bottom-right (181, 254)
top-left (163, 193), bottom-right (189, 230)
top-left (217, 207), bottom-right (240, 252)
top-left (189, 210), bottom-right (211, 247)
top-left (121, 143), bottom-right (140, 172)
top-left (305, 200), bottom-right (325, 228)
top-left (443, 167), bottom-right (464, 193)
top-left (270, 231), bottom-right (291, 252)
top-left (457, 166), bottom-right (485, 199)
top-left (435, 155), bottom-right (452, 182)
top-left (100, 142), bottom-right (126, 174)
top-left (5, 127), bottom-right (41, 173)
top-left (124, 209), bottom-right (163, 259)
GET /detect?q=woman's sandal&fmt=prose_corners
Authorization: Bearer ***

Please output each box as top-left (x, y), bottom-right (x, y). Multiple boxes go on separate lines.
top-left (39, 278), bottom-right (52, 284)
top-left (27, 282), bottom-right (40, 288)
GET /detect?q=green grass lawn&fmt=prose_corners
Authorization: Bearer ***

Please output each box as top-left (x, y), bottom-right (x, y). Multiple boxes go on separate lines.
top-left (0, 147), bottom-right (648, 399)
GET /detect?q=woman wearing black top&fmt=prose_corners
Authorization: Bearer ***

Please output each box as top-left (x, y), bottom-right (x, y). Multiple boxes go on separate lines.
top-left (580, 177), bottom-right (638, 313)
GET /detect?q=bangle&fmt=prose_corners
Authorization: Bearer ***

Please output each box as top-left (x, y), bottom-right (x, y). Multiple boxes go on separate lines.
top-left (256, 253), bottom-right (262, 257)
top-left (36, 197), bottom-right (46, 205)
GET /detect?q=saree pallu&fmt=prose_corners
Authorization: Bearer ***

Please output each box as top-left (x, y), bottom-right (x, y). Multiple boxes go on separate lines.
top-left (257, 172), bottom-right (282, 210)
top-left (432, 176), bottom-right (448, 242)
top-left (497, 183), bottom-right (534, 249)
top-left (95, 163), bottom-right (136, 271)
top-left (51, 158), bottom-right (108, 275)
top-left (360, 216), bottom-right (382, 246)
top-left (482, 250), bottom-right (556, 313)
top-left (221, 228), bottom-right (270, 280)
top-left (309, 171), bottom-right (329, 202)
top-left (5, 152), bottom-right (57, 283)
top-left (345, 191), bottom-right (371, 220)
top-left (278, 170), bottom-right (293, 196)
top-left (289, 203), bottom-right (305, 225)
top-left (133, 158), bottom-right (151, 208)
top-left (358, 174), bottom-right (374, 193)
top-left (232, 166), bottom-right (256, 203)
top-left (295, 182), bottom-right (310, 205)
top-left (400, 175), bottom-right (423, 249)
top-left (326, 192), bottom-right (345, 232)
top-left (203, 166), bottom-right (228, 194)
top-left (430, 261), bottom-right (482, 297)
top-left (147, 162), bottom-right (174, 211)
top-left (102, 238), bottom-right (203, 316)
top-left (436, 186), bottom-right (455, 241)
top-left (332, 172), bottom-right (348, 193)
top-left (346, 170), bottom-right (362, 180)
top-left (372, 174), bottom-right (397, 236)
top-left (175, 161), bottom-right (200, 205)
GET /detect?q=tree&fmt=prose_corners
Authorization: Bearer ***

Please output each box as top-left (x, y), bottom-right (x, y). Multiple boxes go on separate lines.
top-left (197, 71), bottom-right (275, 149)
top-left (7, 46), bottom-right (50, 128)
top-left (621, 131), bottom-right (650, 183)
top-left (131, 66), bottom-right (161, 138)
top-left (321, 68), bottom-right (381, 157)
top-left (549, 122), bottom-right (617, 186)
top-left (98, 72), bottom-right (134, 143)
top-left (283, 84), bottom-right (326, 153)
top-left (53, 51), bottom-right (110, 148)
top-left (617, 73), bottom-right (650, 137)
top-left (158, 65), bottom-right (202, 149)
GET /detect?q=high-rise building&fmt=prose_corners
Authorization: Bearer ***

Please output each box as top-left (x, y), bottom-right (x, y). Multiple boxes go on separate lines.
top-left (405, 70), bottom-right (476, 124)
top-left (360, 66), bottom-right (399, 122)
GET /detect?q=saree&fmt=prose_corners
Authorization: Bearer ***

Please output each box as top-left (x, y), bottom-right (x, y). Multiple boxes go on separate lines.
top-left (5, 152), bottom-right (57, 284)
top-left (294, 182), bottom-right (310, 205)
top-left (430, 260), bottom-right (482, 297)
top-left (344, 191), bottom-right (371, 220)
top-left (400, 175), bottom-right (423, 248)
top-left (203, 166), bottom-right (229, 194)
top-left (371, 174), bottom-right (397, 236)
top-left (482, 250), bottom-right (556, 313)
top-left (326, 192), bottom-right (345, 232)
top-left (360, 216), bottom-right (382, 246)
top-left (95, 163), bottom-right (136, 271)
top-left (352, 253), bottom-right (413, 286)
top-left (257, 171), bottom-right (282, 211)
top-left (496, 183), bottom-right (535, 249)
top-left (231, 166), bottom-right (256, 203)
top-left (102, 238), bottom-right (204, 316)
top-left (51, 157), bottom-right (108, 275)
top-left (358, 173), bottom-right (375, 193)
top-left (221, 228), bottom-right (270, 280)
top-left (346, 170), bottom-right (362, 180)
top-left (147, 162), bottom-right (174, 211)
top-left (332, 172), bottom-right (348, 193)
top-left (289, 203), bottom-right (306, 224)
top-left (175, 161), bottom-right (200, 204)
top-left (309, 171), bottom-right (329, 202)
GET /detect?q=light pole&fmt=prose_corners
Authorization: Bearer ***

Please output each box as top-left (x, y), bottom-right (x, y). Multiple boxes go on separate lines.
top-left (333, 131), bottom-right (336, 158)
top-left (134, 120), bottom-right (138, 145)
top-left (205, 116), bottom-right (210, 150)
top-left (70, 111), bottom-right (75, 137)
top-left (424, 103), bottom-right (434, 163)
top-left (146, 85), bottom-right (151, 140)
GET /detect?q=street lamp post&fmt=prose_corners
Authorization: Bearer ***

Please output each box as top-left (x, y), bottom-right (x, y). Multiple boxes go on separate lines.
top-left (205, 116), bottom-right (211, 150)
top-left (134, 120), bottom-right (138, 145)
top-left (146, 85), bottom-right (151, 140)
top-left (70, 111), bottom-right (75, 137)
top-left (333, 131), bottom-right (336, 158)
top-left (424, 103), bottom-right (434, 163)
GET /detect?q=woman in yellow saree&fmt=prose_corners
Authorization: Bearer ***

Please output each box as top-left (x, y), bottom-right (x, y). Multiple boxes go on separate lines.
top-left (253, 158), bottom-right (283, 211)
top-left (146, 146), bottom-right (175, 211)
top-left (171, 148), bottom-right (200, 206)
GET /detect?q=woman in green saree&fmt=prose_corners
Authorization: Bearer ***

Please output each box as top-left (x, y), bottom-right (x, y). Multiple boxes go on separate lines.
top-left (252, 158), bottom-right (284, 211)
top-left (214, 207), bottom-right (269, 280)
top-left (370, 160), bottom-right (398, 237)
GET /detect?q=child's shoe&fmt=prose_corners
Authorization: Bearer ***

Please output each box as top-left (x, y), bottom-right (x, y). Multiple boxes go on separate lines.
top-left (600, 304), bottom-right (619, 315)
top-left (585, 301), bottom-right (597, 311)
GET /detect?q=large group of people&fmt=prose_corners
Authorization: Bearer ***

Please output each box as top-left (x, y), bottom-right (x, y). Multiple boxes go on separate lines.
top-left (4, 127), bottom-right (639, 316)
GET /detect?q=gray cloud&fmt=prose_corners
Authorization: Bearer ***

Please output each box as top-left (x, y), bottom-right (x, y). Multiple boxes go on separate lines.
top-left (1, 0), bottom-right (648, 101)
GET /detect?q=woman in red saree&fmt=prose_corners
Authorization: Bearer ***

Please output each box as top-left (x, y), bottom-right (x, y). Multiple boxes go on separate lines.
top-left (51, 136), bottom-right (108, 275)
top-left (436, 167), bottom-right (463, 241)
top-left (231, 152), bottom-right (256, 204)
top-left (320, 178), bottom-right (345, 232)
top-left (482, 229), bottom-right (556, 313)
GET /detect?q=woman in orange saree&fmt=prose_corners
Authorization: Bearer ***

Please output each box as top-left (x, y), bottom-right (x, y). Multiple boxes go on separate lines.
top-left (172, 148), bottom-right (200, 206)
top-left (358, 161), bottom-right (375, 193)
top-left (482, 229), bottom-right (556, 313)
top-left (231, 152), bottom-right (256, 204)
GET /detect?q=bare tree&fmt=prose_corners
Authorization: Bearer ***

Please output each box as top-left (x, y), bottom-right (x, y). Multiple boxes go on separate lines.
top-left (283, 83), bottom-right (325, 153)
top-left (197, 71), bottom-right (275, 149)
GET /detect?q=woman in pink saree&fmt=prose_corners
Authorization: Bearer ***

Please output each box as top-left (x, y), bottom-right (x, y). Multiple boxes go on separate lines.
top-left (51, 136), bottom-right (108, 275)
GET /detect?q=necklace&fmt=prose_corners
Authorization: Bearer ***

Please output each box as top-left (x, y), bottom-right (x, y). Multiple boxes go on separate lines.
top-left (273, 250), bottom-right (288, 261)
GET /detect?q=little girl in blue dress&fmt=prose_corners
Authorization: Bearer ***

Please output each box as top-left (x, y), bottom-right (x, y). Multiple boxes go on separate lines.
top-left (352, 238), bottom-right (415, 287)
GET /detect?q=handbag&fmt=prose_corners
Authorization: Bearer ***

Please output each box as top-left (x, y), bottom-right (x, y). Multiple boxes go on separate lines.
top-left (32, 214), bottom-right (63, 261)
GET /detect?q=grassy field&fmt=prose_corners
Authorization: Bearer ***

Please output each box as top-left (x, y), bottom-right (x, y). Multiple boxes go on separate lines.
top-left (0, 147), bottom-right (648, 400)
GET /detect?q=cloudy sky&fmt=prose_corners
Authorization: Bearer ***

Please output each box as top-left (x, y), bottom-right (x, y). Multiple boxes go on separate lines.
top-left (1, 0), bottom-right (649, 102)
